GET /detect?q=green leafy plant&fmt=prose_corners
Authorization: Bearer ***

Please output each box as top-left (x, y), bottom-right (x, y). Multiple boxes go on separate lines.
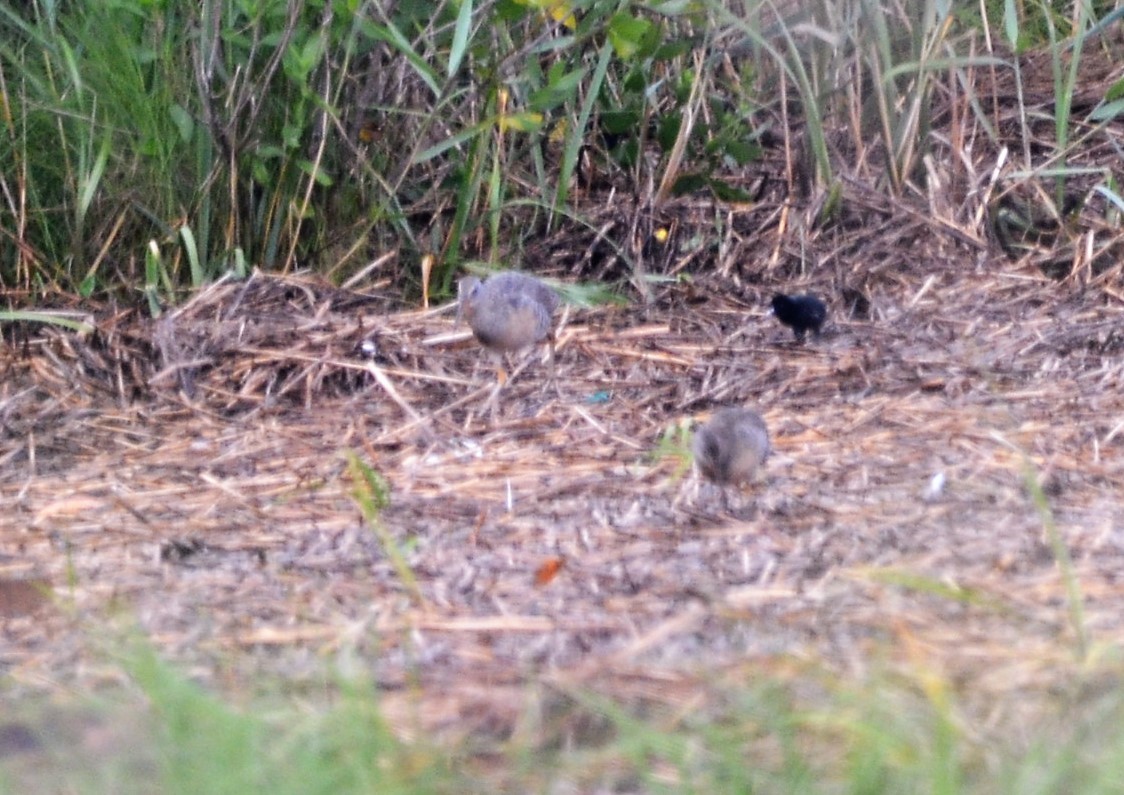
top-left (345, 450), bottom-right (426, 609)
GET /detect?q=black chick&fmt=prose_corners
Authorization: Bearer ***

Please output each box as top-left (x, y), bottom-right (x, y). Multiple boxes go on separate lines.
top-left (771, 294), bottom-right (827, 340)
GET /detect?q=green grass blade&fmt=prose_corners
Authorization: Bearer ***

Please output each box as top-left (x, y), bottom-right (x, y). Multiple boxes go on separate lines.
top-left (1023, 459), bottom-right (1087, 661)
top-left (76, 132), bottom-right (111, 225)
top-left (357, 16), bottom-right (440, 97)
top-left (552, 34), bottom-right (615, 223)
top-left (180, 224), bottom-right (204, 287)
top-left (0, 310), bottom-right (94, 333)
top-left (448, 0), bottom-right (472, 78)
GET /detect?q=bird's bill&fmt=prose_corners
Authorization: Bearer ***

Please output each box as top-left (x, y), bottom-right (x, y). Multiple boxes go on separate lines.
top-left (456, 276), bottom-right (481, 326)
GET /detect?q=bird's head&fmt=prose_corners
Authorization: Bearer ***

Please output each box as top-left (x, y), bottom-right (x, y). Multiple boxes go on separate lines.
top-left (457, 276), bottom-right (483, 324)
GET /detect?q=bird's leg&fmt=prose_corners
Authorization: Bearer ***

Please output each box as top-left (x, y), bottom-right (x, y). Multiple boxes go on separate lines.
top-left (475, 354), bottom-right (507, 422)
top-left (546, 334), bottom-right (563, 397)
top-left (485, 381), bottom-right (502, 422)
top-left (720, 486), bottom-right (732, 516)
top-left (493, 350), bottom-right (510, 386)
top-left (547, 304), bottom-right (570, 397)
top-left (505, 351), bottom-right (534, 387)
top-left (728, 485), bottom-right (759, 520)
top-left (497, 353), bottom-right (513, 404)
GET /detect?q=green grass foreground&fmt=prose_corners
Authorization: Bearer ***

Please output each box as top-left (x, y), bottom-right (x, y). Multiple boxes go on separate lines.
top-left (4, 642), bottom-right (1124, 794)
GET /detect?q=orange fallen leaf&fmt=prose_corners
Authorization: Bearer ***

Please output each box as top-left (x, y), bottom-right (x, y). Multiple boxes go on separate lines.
top-left (534, 557), bottom-right (565, 586)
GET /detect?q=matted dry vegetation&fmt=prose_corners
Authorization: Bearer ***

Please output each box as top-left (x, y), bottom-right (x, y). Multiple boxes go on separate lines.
top-left (2, 39), bottom-right (1124, 747)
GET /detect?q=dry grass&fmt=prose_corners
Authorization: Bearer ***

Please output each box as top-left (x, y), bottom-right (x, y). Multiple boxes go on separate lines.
top-left (2, 35), bottom-right (1124, 751)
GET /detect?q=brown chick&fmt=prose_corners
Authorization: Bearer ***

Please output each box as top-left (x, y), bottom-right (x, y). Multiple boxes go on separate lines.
top-left (692, 408), bottom-right (770, 509)
top-left (458, 271), bottom-right (560, 389)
